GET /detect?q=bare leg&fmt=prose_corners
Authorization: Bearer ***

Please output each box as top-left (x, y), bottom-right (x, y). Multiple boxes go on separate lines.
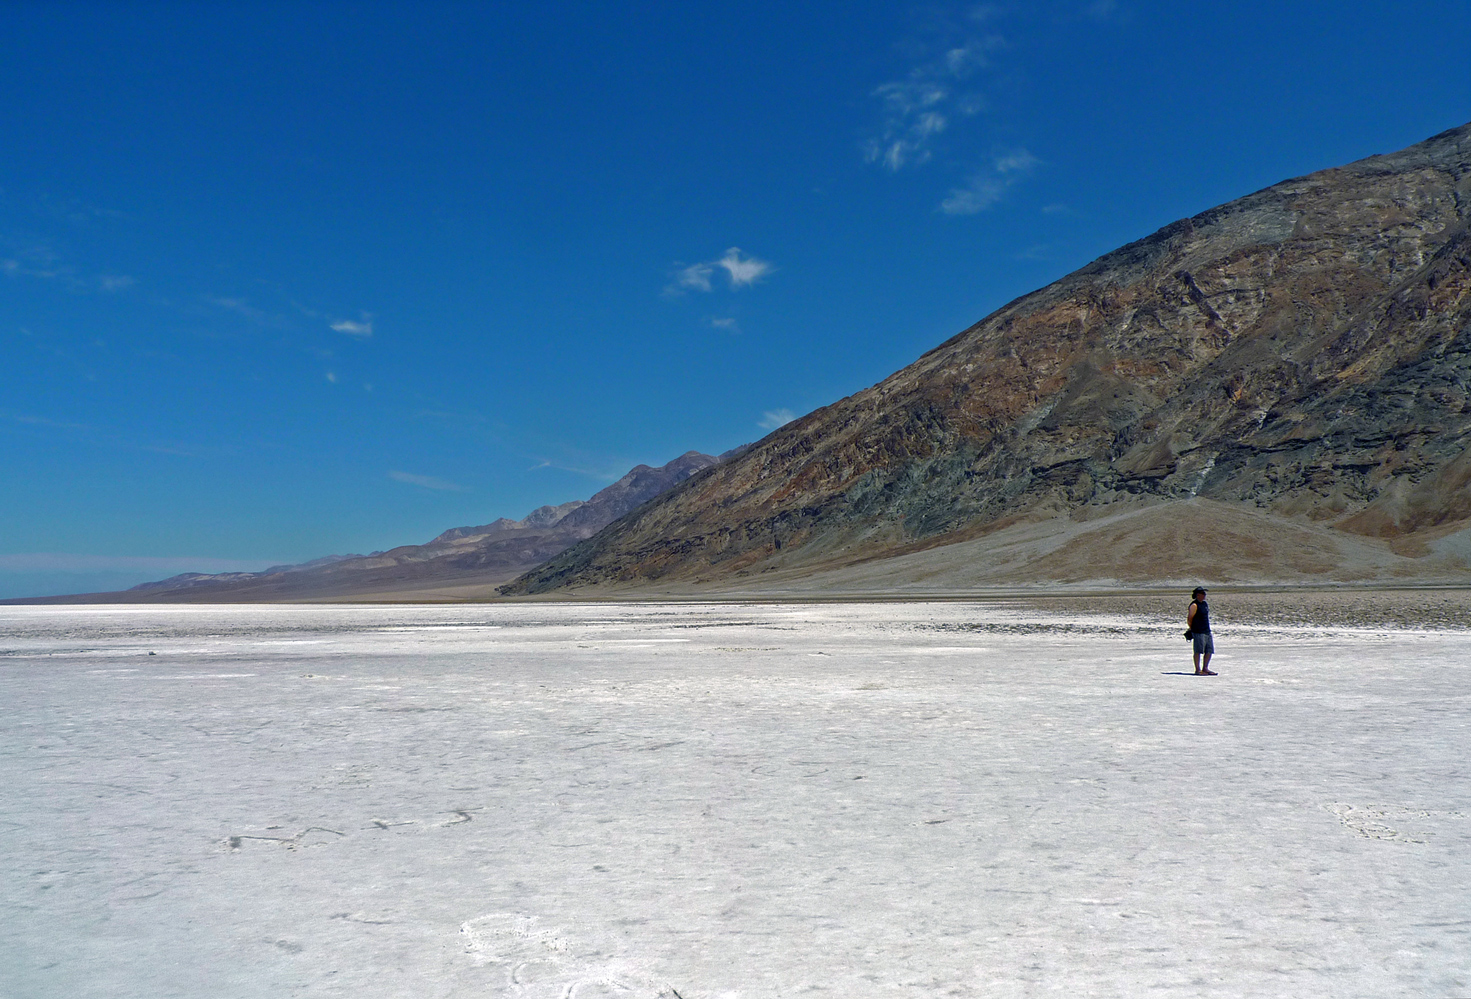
top-left (1201, 650), bottom-right (1215, 676)
top-left (1193, 650), bottom-right (1202, 674)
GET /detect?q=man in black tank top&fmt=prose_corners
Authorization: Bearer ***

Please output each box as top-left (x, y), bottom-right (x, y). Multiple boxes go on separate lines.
top-left (1187, 587), bottom-right (1215, 675)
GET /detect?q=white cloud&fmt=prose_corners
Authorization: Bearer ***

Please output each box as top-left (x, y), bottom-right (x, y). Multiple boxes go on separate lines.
top-left (864, 28), bottom-right (1002, 172)
top-left (717, 248), bottom-right (773, 287)
top-left (671, 263), bottom-right (714, 293)
top-left (98, 274), bottom-right (134, 292)
top-left (940, 148), bottom-right (1040, 215)
top-left (865, 82), bottom-right (950, 170)
top-left (325, 371), bottom-right (338, 384)
top-left (709, 317), bottom-right (739, 332)
top-left (759, 408), bottom-right (796, 430)
top-left (941, 177), bottom-right (1008, 215)
top-left (944, 38), bottom-right (995, 78)
top-left (389, 470), bottom-right (468, 492)
top-left (666, 249), bottom-right (773, 295)
top-left (994, 149), bottom-right (1040, 174)
top-left (207, 295), bottom-right (270, 323)
top-left (331, 314), bottom-right (373, 337)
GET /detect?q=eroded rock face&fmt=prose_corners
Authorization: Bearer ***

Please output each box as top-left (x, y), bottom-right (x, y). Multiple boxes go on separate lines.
top-left (506, 123), bottom-right (1471, 593)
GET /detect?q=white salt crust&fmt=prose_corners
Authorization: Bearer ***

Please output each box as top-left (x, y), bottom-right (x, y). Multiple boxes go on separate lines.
top-left (1, 602), bottom-right (1467, 997)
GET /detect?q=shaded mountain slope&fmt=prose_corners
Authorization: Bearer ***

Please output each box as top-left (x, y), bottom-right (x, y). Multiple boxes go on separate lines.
top-left (505, 123), bottom-right (1471, 594)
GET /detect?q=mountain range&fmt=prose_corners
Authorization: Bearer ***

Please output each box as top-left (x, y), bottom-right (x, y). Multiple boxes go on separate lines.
top-left (504, 121), bottom-right (1471, 595)
top-left (18, 122), bottom-right (1471, 603)
top-left (34, 451), bottom-right (719, 602)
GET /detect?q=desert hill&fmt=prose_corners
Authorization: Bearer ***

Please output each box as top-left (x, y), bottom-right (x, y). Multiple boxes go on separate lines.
top-left (504, 122), bottom-right (1471, 595)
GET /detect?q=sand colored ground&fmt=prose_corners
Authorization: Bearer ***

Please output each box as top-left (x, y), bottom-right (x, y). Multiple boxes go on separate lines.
top-left (271, 500), bottom-right (1469, 604)
top-left (511, 499), bottom-right (1471, 602)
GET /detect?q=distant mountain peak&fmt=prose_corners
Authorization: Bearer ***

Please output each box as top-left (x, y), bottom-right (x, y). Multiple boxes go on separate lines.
top-left (80, 451), bottom-right (723, 602)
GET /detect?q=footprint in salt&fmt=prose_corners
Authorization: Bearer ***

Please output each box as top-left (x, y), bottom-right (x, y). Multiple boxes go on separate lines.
top-left (461, 913), bottom-right (569, 995)
top-left (225, 826), bottom-right (346, 852)
top-left (1326, 803), bottom-right (1467, 844)
top-left (459, 913), bottom-right (677, 998)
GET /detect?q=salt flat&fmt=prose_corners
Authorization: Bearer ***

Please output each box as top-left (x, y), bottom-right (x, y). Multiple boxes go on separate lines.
top-left (1, 600), bottom-right (1468, 998)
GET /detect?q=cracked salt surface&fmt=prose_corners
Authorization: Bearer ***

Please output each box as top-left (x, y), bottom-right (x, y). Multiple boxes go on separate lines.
top-left (1, 601), bottom-right (1468, 998)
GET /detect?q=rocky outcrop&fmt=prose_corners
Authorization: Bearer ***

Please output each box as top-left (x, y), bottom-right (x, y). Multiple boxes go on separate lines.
top-left (504, 123), bottom-right (1471, 593)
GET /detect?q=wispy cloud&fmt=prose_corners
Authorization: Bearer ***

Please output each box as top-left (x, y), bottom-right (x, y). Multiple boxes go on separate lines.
top-left (331, 313), bottom-right (373, 337)
top-left (9, 410), bottom-right (93, 433)
top-left (1, 248), bottom-right (134, 293)
top-left (940, 177), bottom-right (1007, 215)
top-left (21, 192), bottom-right (127, 225)
top-left (0, 553), bottom-right (284, 574)
top-left (206, 295), bottom-right (271, 324)
top-left (413, 407), bottom-right (492, 428)
top-left (389, 470), bottom-right (468, 492)
top-left (759, 408), bottom-right (796, 430)
top-left (665, 248), bottom-right (773, 295)
top-left (207, 293), bottom-right (321, 333)
top-left (3, 410), bottom-right (198, 456)
top-left (866, 82), bottom-right (951, 170)
top-left (529, 458), bottom-right (623, 481)
top-left (940, 148), bottom-right (1040, 215)
top-left (671, 262), bottom-right (714, 293)
top-left (994, 149), bottom-right (1039, 174)
top-left (2, 258), bottom-right (53, 281)
top-left (709, 317), bottom-right (739, 332)
top-left (863, 14), bottom-right (1004, 171)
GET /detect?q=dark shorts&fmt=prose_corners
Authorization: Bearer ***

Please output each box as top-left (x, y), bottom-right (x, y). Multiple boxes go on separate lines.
top-left (1193, 631), bottom-right (1214, 655)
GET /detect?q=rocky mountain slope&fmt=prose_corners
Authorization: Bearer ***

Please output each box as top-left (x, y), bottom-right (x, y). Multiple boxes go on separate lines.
top-left (54, 451), bottom-right (719, 602)
top-left (505, 122), bottom-right (1471, 594)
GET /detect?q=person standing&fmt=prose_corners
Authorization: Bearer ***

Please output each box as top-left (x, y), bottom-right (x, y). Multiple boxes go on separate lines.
top-left (1187, 587), bottom-right (1215, 675)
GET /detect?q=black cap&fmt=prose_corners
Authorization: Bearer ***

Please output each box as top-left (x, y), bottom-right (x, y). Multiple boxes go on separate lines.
top-left (1192, 587), bottom-right (1207, 598)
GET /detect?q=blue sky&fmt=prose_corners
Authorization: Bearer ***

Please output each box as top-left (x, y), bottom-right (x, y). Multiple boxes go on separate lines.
top-left (3, 1), bottom-right (1469, 597)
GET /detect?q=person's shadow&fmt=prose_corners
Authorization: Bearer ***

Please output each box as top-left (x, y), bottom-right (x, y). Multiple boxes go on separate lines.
top-left (1160, 671), bottom-right (1198, 675)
